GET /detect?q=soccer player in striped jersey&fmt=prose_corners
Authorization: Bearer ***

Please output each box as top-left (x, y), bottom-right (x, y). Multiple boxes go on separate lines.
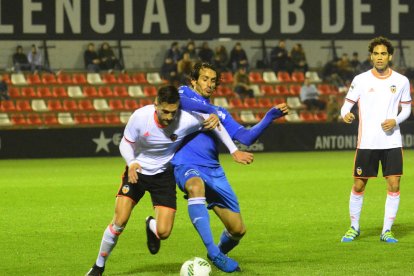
top-left (340, 36), bottom-right (412, 243)
top-left (86, 85), bottom-right (253, 275)
top-left (171, 63), bottom-right (288, 272)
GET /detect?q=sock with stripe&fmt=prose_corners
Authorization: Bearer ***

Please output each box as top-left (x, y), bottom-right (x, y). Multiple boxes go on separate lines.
top-left (95, 224), bottom-right (124, 267)
top-left (349, 189), bottom-right (364, 231)
top-left (382, 191), bottom-right (400, 234)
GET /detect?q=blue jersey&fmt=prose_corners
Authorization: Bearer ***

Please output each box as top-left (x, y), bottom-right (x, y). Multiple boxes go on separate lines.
top-left (172, 86), bottom-right (243, 167)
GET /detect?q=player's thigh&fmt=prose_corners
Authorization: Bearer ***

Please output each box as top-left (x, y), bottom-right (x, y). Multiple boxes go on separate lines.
top-left (174, 165), bottom-right (205, 193)
top-left (154, 206), bottom-right (176, 239)
top-left (213, 206), bottom-right (245, 235)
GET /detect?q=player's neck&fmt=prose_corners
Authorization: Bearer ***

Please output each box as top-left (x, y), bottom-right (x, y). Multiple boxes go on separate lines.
top-left (372, 67), bottom-right (391, 78)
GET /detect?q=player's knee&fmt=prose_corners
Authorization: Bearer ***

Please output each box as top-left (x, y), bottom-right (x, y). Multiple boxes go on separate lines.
top-left (157, 227), bottom-right (172, 240)
top-left (228, 224), bottom-right (246, 237)
top-left (185, 177), bottom-right (205, 197)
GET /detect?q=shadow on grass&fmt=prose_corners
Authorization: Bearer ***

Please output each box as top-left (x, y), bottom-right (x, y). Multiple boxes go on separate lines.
top-left (113, 262), bottom-right (182, 275)
top-left (358, 222), bottom-right (414, 239)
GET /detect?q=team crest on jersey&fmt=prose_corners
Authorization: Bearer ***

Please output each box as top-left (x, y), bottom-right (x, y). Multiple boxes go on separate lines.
top-left (122, 185), bottom-right (130, 194)
top-left (356, 167), bottom-right (362, 176)
top-left (170, 134), bottom-right (178, 141)
top-left (390, 85), bottom-right (396, 94)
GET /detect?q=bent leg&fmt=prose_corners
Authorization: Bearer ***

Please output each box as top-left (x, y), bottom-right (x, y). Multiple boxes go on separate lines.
top-left (152, 206), bottom-right (176, 239)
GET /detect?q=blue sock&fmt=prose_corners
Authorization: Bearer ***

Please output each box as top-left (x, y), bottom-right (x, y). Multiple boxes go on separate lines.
top-left (218, 229), bottom-right (240, 254)
top-left (188, 197), bottom-right (220, 258)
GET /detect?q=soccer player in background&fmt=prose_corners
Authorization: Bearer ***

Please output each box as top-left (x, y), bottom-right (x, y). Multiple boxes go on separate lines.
top-left (171, 63), bottom-right (288, 272)
top-left (86, 85), bottom-right (253, 275)
top-left (340, 37), bottom-right (412, 243)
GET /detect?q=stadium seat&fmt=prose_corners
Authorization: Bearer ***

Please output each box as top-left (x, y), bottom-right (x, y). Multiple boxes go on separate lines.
top-left (113, 86), bottom-right (129, 97)
top-left (83, 86), bottom-right (99, 97)
top-left (87, 73), bottom-right (103, 84)
top-left (248, 71), bottom-right (264, 83)
top-left (102, 73), bottom-right (118, 84)
top-left (216, 86), bottom-right (234, 97)
top-left (47, 99), bottom-right (64, 111)
top-left (240, 110), bottom-right (258, 123)
top-left (139, 98), bottom-right (153, 106)
top-left (120, 112), bottom-right (132, 124)
top-left (146, 72), bottom-right (165, 84)
top-left (89, 113), bottom-right (105, 124)
top-left (16, 100), bottom-right (32, 112)
top-left (26, 113), bottom-right (43, 125)
top-left (277, 71), bottom-right (292, 82)
top-left (244, 98), bottom-right (258, 108)
top-left (37, 87), bottom-right (53, 98)
top-left (314, 111), bottom-right (327, 121)
top-left (109, 99), bottom-right (125, 110)
top-left (58, 112), bottom-right (76, 125)
top-left (78, 99), bottom-right (95, 111)
top-left (93, 99), bottom-right (111, 111)
top-left (21, 87), bottom-right (37, 98)
top-left (57, 73), bottom-right (73, 84)
top-left (260, 85), bottom-right (275, 96)
top-left (285, 111), bottom-right (301, 122)
top-left (42, 73), bottom-right (57, 84)
top-left (262, 71), bottom-right (278, 83)
top-left (230, 112), bottom-right (242, 123)
top-left (105, 113), bottom-right (121, 124)
top-left (43, 113), bottom-right (59, 125)
top-left (289, 84), bottom-right (301, 96)
top-left (74, 113), bottom-right (90, 125)
top-left (63, 99), bottom-right (78, 111)
top-left (220, 72), bottom-right (233, 84)
top-left (291, 71), bottom-right (305, 83)
top-left (26, 74), bottom-right (42, 84)
top-left (258, 98), bottom-right (273, 108)
top-left (299, 111), bottom-right (315, 122)
top-left (1, 100), bottom-right (16, 112)
top-left (286, 97), bottom-right (304, 109)
top-left (52, 87), bottom-right (68, 98)
top-left (72, 73), bottom-right (87, 84)
top-left (305, 71), bottom-right (321, 82)
top-left (250, 84), bottom-right (262, 97)
top-left (67, 86), bottom-right (84, 98)
top-left (229, 98), bottom-right (243, 109)
top-left (213, 97), bottom-right (229, 108)
top-left (317, 84), bottom-right (332, 95)
top-left (98, 86), bottom-right (114, 97)
top-left (273, 97), bottom-right (286, 105)
top-left (128, 85), bottom-right (144, 97)
top-left (124, 99), bottom-right (140, 110)
top-left (11, 73), bottom-right (27, 85)
top-left (275, 85), bottom-right (290, 96)
top-left (8, 87), bottom-right (20, 98)
top-left (117, 73), bottom-right (133, 84)
top-left (31, 99), bottom-right (49, 112)
top-left (11, 114), bottom-right (27, 126)
top-left (143, 86), bottom-right (157, 97)
top-left (0, 113), bottom-right (12, 126)
top-left (131, 72), bottom-right (148, 84)
top-left (2, 74), bottom-right (11, 84)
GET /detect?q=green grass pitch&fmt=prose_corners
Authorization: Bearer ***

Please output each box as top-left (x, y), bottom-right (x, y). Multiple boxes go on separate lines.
top-left (1, 151), bottom-right (414, 275)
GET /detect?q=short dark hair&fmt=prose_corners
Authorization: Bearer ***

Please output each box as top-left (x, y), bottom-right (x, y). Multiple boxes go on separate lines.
top-left (157, 85), bottom-right (180, 104)
top-left (190, 62), bottom-right (220, 86)
top-left (368, 36), bottom-right (394, 55)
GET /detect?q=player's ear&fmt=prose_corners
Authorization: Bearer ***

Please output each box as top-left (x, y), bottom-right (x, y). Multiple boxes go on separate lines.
top-left (388, 54), bottom-right (393, 61)
top-left (154, 97), bottom-right (158, 107)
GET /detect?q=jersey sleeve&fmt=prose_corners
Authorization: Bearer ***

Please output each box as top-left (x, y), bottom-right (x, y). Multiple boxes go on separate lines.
top-left (123, 110), bottom-right (141, 143)
top-left (400, 77), bottom-right (412, 104)
top-left (344, 76), bottom-right (361, 103)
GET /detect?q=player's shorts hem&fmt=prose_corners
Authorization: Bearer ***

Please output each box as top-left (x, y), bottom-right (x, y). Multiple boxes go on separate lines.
top-left (153, 205), bottom-right (177, 211)
top-left (384, 174), bottom-right (402, 178)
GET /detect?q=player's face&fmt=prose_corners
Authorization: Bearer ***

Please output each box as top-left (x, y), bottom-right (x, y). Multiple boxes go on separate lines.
top-left (155, 101), bottom-right (179, 126)
top-left (191, 68), bottom-right (217, 99)
top-left (371, 44), bottom-right (392, 72)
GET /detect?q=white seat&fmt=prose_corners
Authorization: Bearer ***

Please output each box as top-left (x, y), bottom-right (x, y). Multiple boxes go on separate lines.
top-left (11, 73), bottom-right (27, 85)
top-left (286, 97), bottom-right (304, 109)
top-left (262, 71), bottom-right (278, 83)
top-left (67, 86), bottom-right (85, 98)
top-left (93, 99), bottom-right (111, 111)
top-left (285, 111), bottom-right (302, 122)
top-left (87, 73), bottom-right (104, 84)
top-left (128, 85), bottom-right (144, 97)
top-left (305, 71), bottom-right (322, 83)
top-left (146, 72), bottom-right (164, 84)
top-left (58, 112), bottom-right (76, 125)
top-left (0, 113), bottom-right (12, 126)
top-left (31, 99), bottom-right (49, 112)
top-left (120, 111), bottom-right (132, 124)
top-left (213, 97), bottom-right (229, 108)
top-left (250, 84), bottom-right (262, 97)
top-left (240, 110), bottom-right (258, 123)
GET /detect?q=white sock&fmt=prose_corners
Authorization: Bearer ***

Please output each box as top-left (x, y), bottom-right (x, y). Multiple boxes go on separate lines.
top-left (382, 192), bottom-right (400, 234)
top-left (149, 218), bottom-right (159, 238)
top-left (349, 189), bottom-right (364, 231)
top-left (95, 224), bottom-right (123, 267)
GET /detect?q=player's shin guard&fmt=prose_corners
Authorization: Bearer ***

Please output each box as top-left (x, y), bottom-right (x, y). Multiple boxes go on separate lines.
top-left (188, 197), bottom-right (220, 258)
top-left (218, 229), bottom-right (241, 254)
top-left (349, 189), bottom-right (364, 231)
top-left (96, 224), bottom-right (124, 267)
top-left (382, 191), bottom-right (400, 234)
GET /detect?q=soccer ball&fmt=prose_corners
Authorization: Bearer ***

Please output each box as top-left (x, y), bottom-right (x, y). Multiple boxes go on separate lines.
top-left (180, 257), bottom-right (212, 276)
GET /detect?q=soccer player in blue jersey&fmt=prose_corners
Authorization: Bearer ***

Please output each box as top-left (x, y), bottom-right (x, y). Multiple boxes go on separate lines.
top-left (171, 63), bottom-right (288, 272)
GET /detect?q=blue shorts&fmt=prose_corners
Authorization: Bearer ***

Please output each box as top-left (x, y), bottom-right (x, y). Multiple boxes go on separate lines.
top-left (174, 164), bottom-right (240, 213)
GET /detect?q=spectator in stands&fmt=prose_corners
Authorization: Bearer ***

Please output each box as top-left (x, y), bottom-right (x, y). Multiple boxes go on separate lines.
top-left (177, 52), bottom-right (194, 84)
top-left (198, 42), bottom-right (214, 64)
top-left (181, 40), bottom-right (198, 62)
top-left (213, 45), bottom-right (229, 72)
top-left (98, 42), bottom-right (123, 72)
top-left (165, 42), bottom-right (181, 64)
top-left (229, 42), bottom-right (249, 73)
top-left (300, 76), bottom-right (326, 111)
top-left (0, 75), bottom-right (10, 102)
top-left (27, 44), bottom-right (45, 73)
top-left (360, 53), bottom-right (372, 72)
top-left (326, 95), bottom-right (340, 122)
top-left (290, 43), bottom-right (308, 73)
top-left (270, 39), bottom-right (291, 73)
top-left (336, 53), bottom-right (353, 81)
top-left (12, 45), bottom-right (31, 72)
top-left (350, 52), bottom-right (362, 76)
top-left (84, 43), bottom-right (101, 72)
top-left (232, 66), bottom-right (254, 99)
top-left (160, 57), bottom-right (179, 86)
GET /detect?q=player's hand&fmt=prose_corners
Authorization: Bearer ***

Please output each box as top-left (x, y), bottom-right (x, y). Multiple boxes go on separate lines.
top-left (343, 112), bottom-right (355, 124)
top-left (128, 162), bottom-right (142, 183)
top-left (203, 114), bottom-right (221, 130)
top-left (381, 119), bottom-right (396, 132)
top-left (232, 150), bottom-right (254, 165)
top-left (275, 103), bottom-right (289, 116)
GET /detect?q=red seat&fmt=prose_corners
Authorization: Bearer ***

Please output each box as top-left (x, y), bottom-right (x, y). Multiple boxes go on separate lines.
top-left (277, 71), bottom-right (292, 82)
top-left (2, 74), bottom-right (11, 84)
top-left (83, 86), bottom-right (98, 97)
top-left (105, 113), bottom-right (121, 124)
top-left (26, 74), bottom-right (42, 84)
top-left (315, 111), bottom-right (327, 121)
top-left (78, 99), bottom-right (95, 111)
top-left (258, 98), bottom-right (273, 108)
top-left (244, 98), bottom-right (258, 108)
top-left (102, 73), bottom-right (118, 84)
top-left (131, 73), bottom-right (148, 84)
top-left (1, 100), bottom-right (16, 112)
top-left (27, 113), bottom-right (43, 125)
top-left (47, 99), bottom-right (64, 111)
top-left (89, 113), bottom-right (105, 124)
top-left (117, 73), bottom-right (133, 84)
top-left (139, 98), bottom-right (153, 107)
top-left (11, 114), bottom-right (27, 125)
top-left (72, 73), bottom-right (87, 84)
top-left (113, 86), bottom-right (129, 97)
top-left (291, 71), bottom-right (305, 82)
top-left (300, 111), bottom-right (315, 121)
top-left (37, 87), bottom-right (53, 98)
top-left (230, 112), bottom-right (242, 123)
top-left (57, 73), bottom-right (73, 84)
top-left (220, 72), bottom-right (233, 84)
top-left (248, 72), bottom-right (264, 83)
top-left (229, 98), bottom-right (243, 109)
top-left (8, 87), bottom-right (20, 98)
top-left (273, 98), bottom-right (286, 105)
top-left (43, 113), bottom-right (59, 125)
top-left (275, 85), bottom-right (290, 95)
top-left (124, 99), bottom-right (140, 110)
top-left (53, 87), bottom-right (68, 98)
top-left (74, 113), bottom-right (90, 124)
top-left (16, 100), bottom-right (32, 111)
top-left (42, 73), bottom-right (57, 84)
top-left (109, 99), bottom-right (125, 110)
top-left (317, 84), bottom-right (332, 95)
top-left (143, 86), bottom-right (157, 97)
top-left (261, 85), bottom-right (275, 96)
top-left (98, 86), bottom-right (114, 97)
top-left (21, 87), bottom-right (37, 98)
top-left (216, 86), bottom-right (234, 97)
top-left (289, 84), bottom-right (301, 96)
top-left (63, 99), bottom-right (78, 111)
